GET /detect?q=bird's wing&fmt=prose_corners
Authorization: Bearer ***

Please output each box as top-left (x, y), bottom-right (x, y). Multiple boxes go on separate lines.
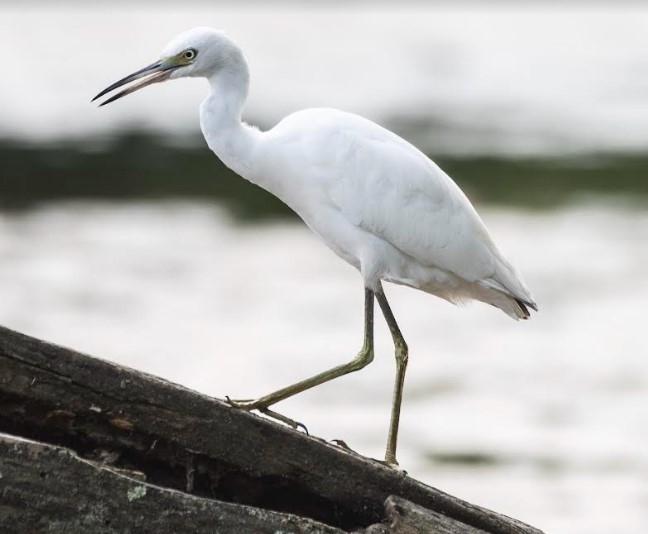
top-left (266, 109), bottom-right (534, 307)
top-left (323, 113), bottom-right (523, 291)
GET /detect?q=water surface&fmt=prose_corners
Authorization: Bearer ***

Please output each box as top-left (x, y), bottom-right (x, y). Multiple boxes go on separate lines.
top-left (0, 200), bottom-right (645, 533)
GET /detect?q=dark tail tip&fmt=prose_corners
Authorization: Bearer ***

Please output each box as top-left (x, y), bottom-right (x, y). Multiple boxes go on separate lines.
top-left (514, 299), bottom-right (532, 319)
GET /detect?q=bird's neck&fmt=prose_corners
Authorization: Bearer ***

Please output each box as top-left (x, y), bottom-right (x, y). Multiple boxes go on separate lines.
top-left (200, 64), bottom-right (259, 178)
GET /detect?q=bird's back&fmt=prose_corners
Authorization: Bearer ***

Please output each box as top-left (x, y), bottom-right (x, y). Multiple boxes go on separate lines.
top-left (255, 108), bottom-right (536, 319)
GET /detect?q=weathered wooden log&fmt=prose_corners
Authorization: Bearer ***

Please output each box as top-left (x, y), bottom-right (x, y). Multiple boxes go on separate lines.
top-left (0, 433), bottom-right (344, 534)
top-left (374, 496), bottom-right (493, 534)
top-left (0, 325), bottom-right (544, 533)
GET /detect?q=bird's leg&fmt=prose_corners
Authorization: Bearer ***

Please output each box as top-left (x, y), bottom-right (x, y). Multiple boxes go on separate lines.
top-left (375, 283), bottom-right (408, 466)
top-left (228, 288), bottom-right (375, 427)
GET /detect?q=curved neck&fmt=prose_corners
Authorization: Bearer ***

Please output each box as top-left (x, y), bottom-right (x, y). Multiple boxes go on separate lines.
top-left (200, 59), bottom-right (258, 177)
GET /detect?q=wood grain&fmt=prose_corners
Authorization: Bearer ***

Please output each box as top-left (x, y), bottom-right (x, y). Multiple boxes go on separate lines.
top-left (0, 325), bottom-right (544, 533)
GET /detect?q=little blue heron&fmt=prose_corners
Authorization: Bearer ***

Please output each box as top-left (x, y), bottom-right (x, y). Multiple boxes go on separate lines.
top-left (93, 27), bottom-right (537, 466)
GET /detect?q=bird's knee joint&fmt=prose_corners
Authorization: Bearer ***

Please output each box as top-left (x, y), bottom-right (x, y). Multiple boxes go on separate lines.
top-left (351, 348), bottom-right (374, 371)
top-left (395, 341), bottom-right (408, 366)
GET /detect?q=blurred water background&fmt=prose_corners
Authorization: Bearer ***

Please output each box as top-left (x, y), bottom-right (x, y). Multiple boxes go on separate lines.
top-left (1, 3), bottom-right (647, 533)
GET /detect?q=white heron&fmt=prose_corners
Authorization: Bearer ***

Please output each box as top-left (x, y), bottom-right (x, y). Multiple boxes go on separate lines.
top-left (93, 27), bottom-right (537, 466)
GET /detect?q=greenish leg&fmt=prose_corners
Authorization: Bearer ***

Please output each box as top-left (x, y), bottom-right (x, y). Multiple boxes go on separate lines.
top-left (228, 288), bottom-right (375, 424)
top-left (375, 283), bottom-right (408, 466)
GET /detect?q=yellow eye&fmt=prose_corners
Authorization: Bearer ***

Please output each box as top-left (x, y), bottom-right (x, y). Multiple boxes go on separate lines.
top-left (183, 49), bottom-right (197, 61)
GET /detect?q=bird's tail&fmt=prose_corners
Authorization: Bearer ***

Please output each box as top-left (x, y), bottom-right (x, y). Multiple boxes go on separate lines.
top-left (512, 297), bottom-right (533, 319)
top-left (478, 257), bottom-right (538, 320)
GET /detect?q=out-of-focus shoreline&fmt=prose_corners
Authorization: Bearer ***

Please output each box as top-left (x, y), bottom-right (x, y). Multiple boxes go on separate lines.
top-left (1, 130), bottom-right (646, 218)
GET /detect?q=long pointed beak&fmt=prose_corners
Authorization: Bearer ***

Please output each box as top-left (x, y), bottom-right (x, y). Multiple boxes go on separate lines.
top-left (92, 60), bottom-right (177, 106)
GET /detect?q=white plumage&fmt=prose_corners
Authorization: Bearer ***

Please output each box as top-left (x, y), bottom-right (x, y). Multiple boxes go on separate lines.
top-left (94, 27), bottom-right (537, 465)
top-left (247, 108), bottom-right (535, 319)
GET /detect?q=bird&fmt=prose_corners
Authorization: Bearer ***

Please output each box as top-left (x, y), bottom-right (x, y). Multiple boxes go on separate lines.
top-left (93, 27), bottom-right (537, 466)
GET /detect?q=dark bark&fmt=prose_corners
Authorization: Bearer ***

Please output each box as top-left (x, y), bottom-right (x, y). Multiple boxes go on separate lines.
top-left (367, 496), bottom-right (492, 534)
top-left (0, 433), bottom-right (344, 534)
top-left (0, 325), bottom-right (544, 534)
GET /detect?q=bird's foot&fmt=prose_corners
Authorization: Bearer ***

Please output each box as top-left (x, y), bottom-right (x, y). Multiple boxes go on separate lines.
top-left (373, 456), bottom-right (407, 474)
top-left (225, 396), bottom-right (309, 434)
top-left (225, 396), bottom-right (257, 410)
top-left (331, 439), bottom-right (355, 452)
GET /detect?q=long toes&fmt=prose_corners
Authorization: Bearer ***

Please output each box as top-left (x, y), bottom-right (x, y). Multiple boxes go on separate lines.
top-left (374, 457), bottom-right (407, 473)
top-left (331, 439), bottom-right (355, 452)
top-left (225, 396), bottom-right (261, 410)
top-left (259, 407), bottom-right (309, 434)
top-left (225, 400), bottom-right (308, 434)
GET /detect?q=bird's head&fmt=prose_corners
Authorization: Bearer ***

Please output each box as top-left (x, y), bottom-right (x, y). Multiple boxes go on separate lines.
top-left (92, 27), bottom-right (238, 106)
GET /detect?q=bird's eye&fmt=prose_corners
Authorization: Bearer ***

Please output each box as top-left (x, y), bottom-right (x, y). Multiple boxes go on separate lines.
top-left (183, 49), bottom-right (197, 61)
